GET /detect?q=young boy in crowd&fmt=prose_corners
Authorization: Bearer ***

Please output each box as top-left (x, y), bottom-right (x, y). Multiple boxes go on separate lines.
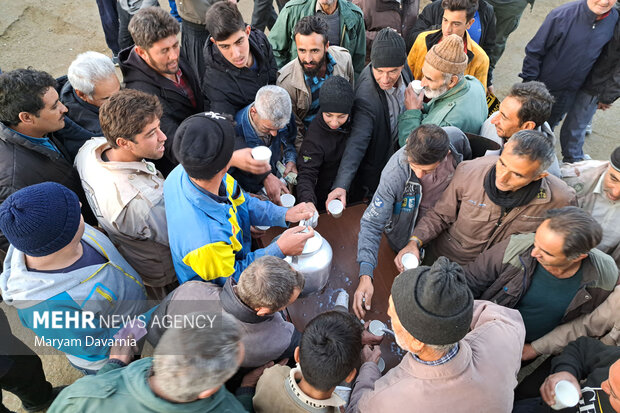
top-left (252, 310), bottom-right (380, 413)
top-left (296, 76), bottom-right (354, 210)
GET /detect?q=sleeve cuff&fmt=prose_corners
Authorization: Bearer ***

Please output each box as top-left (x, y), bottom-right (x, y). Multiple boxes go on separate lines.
top-left (359, 262), bottom-right (374, 279)
top-left (265, 240), bottom-right (286, 258)
top-left (274, 206), bottom-right (289, 227)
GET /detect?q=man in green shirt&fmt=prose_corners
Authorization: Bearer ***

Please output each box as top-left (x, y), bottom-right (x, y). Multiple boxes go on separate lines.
top-left (462, 206), bottom-right (618, 344)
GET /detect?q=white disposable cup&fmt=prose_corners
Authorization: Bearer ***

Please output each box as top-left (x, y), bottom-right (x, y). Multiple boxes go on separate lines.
top-left (251, 146), bottom-right (272, 164)
top-left (328, 199), bottom-right (344, 218)
top-left (551, 380), bottom-right (580, 410)
top-left (377, 357), bottom-right (386, 373)
top-left (409, 80), bottom-right (423, 95)
top-left (368, 320), bottom-right (386, 336)
top-left (334, 386), bottom-right (352, 404)
top-left (401, 253), bottom-right (419, 270)
top-left (280, 194), bottom-right (296, 208)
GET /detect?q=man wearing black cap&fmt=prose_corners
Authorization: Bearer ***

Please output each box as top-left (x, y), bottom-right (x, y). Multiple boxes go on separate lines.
top-left (561, 146), bottom-right (620, 268)
top-left (347, 257), bottom-right (525, 412)
top-left (164, 112), bottom-right (317, 286)
top-left (326, 28), bottom-right (413, 206)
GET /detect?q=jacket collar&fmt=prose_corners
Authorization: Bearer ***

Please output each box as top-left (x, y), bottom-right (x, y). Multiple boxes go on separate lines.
top-left (123, 358), bottom-right (235, 412)
top-left (0, 122), bottom-right (71, 164)
top-left (179, 170), bottom-right (237, 225)
top-left (219, 278), bottom-right (269, 324)
top-left (91, 138), bottom-right (161, 176)
top-left (285, 364), bottom-right (346, 410)
top-left (286, 49), bottom-right (340, 94)
top-left (399, 341), bottom-right (473, 379)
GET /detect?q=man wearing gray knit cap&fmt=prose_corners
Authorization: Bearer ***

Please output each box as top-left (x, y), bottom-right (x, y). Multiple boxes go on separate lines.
top-left (398, 33), bottom-right (488, 147)
top-left (346, 257), bottom-right (526, 413)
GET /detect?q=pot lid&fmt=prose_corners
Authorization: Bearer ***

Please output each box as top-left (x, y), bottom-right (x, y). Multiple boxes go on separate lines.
top-left (301, 231), bottom-right (323, 255)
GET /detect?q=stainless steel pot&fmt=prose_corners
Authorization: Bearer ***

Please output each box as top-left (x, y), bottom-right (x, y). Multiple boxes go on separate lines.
top-left (284, 231), bottom-right (333, 296)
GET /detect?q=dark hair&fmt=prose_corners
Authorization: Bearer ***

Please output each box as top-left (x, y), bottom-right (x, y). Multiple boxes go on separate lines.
top-left (441, 0), bottom-right (478, 22)
top-left (544, 207), bottom-right (603, 259)
top-left (299, 311), bottom-right (363, 391)
top-left (237, 256), bottom-right (305, 312)
top-left (128, 6), bottom-right (180, 50)
top-left (294, 16), bottom-right (329, 45)
top-left (205, 1), bottom-right (245, 41)
top-left (508, 130), bottom-right (555, 173)
top-left (507, 81), bottom-right (555, 128)
top-left (404, 124), bottom-right (450, 165)
top-left (0, 69), bottom-right (56, 127)
top-left (99, 89), bottom-right (163, 148)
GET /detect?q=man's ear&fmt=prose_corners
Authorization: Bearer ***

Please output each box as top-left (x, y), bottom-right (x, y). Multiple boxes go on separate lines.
top-left (75, 89), bottom-right (89, 102)
top-left (449, 74), bottom-right (459, 88)
top-left (466, 18), bottom-right (475, 30)
top-left (344, 368), bottom-right (357, 384)
top-left (115, 137), bottom-right (132, 149)
top-left (521, 120), bottom-right (537, 131)
top-left (534, 171), bottom-right (549, 181)
top-left (197, 386), bottom-right (220, 399)
top-left (255, 307), bottom-right (271, 316)
top-left (134, 45), bottom-right (148, 62)
top-left (17, 111), bottom-right (35, 125)
top-left (294, 346), bottom-right (300, 363)
top-left (245, 25), bottom-right (252, 36)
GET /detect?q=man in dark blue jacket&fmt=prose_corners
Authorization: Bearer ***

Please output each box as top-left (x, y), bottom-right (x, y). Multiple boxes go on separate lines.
top-left (520, 0), bottom-right (618, 163)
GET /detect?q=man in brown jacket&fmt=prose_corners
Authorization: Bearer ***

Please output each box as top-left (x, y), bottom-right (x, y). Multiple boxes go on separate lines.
top-left (396, 129), bottom-right (576, 268)
top-left (463, 207), bottom-right (618, 345)
top-left (347, 258), bottom-right (525, 413)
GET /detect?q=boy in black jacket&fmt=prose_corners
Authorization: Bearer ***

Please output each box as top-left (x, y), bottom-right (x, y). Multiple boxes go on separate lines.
top-left (297, 76), bottom-right (354, 210)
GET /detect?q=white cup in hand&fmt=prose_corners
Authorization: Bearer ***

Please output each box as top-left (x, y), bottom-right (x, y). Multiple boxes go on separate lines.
top-left (251, 146), bottom-right (272, 164)
top-left (551, 380), bottom-right (580, 410)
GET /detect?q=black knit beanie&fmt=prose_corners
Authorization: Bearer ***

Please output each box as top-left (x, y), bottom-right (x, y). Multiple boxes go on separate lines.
top-left (173, 112), bottom-right (235, 180)
top-left (319, 75), bottom-right (354, 114)
top-left (370, 28), bottom-right (406, 68)
top-left (391, 257), bottom-right (473, 345)
top-left (611, 146), bottom-right (620, 172)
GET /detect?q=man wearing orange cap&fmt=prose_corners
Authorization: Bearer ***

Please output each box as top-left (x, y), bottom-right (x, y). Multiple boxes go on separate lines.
top-left (398, 34), bottom-right (487, 147)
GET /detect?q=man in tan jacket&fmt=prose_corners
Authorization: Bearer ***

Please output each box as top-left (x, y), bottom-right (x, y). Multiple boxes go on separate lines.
top-left (396, 129), bottom-right (576, 267)
top-left (277, 16), bottom-right (354, 149)
top-left (347, 258), bottom-right (525, 413)
top-left (75, 89), bottom-right (177, 300)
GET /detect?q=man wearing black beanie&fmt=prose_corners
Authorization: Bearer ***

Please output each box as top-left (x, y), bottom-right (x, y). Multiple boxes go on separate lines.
top-left (326, 28), bottom-right (413, 208)
top-left (560, 146), bottom-right (620, 268)
top-left (347, 257), bottom-right (526, 413)
top-left (164, 112), bottom-right (317, 286)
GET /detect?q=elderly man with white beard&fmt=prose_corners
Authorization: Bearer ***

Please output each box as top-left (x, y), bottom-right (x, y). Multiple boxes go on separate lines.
top-left (346, 258), bottom-right (526, 413)
top-left (397, 33), bottom-right (487, 147)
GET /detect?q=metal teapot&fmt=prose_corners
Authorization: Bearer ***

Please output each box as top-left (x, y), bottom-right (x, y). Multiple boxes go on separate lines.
top-left (284, 230), bottom-right (333, 296)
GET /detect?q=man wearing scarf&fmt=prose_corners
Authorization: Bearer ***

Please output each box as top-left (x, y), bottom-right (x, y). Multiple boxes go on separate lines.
top-left (396, 129), bottom-right (576, 266)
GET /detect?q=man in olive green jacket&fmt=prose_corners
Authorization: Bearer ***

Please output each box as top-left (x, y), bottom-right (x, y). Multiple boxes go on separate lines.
top-left (268, 0), bottom-right (366, 77)
top-left (397, 34), bottom-right (487, 147)
top-left (48, 313), bottom-right (257, 413)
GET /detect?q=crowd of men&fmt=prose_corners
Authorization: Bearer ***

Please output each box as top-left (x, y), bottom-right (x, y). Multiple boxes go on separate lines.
top-left (0, 0), bottom-right (619, 411)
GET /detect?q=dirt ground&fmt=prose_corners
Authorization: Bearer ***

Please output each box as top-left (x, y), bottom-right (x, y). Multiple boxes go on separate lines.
top-left (0, 0), bottom-right (618, 411)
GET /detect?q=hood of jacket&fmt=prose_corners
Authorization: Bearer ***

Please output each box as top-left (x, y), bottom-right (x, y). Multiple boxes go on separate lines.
top-left (0, 224), bottom-right (141, 307)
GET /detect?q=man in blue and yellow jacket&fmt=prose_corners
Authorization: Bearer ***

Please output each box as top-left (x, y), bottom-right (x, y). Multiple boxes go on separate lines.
top-left (165, 112), bottom-right (316, 285)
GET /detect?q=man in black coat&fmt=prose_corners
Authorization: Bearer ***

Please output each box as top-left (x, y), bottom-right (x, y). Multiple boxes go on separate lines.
top-left (119, 6), bottom-right (205, 176)
top-left (0, 69), bottom-right (95, 252)
top-left (326, 28), bottom-right (412, 207)
top-left (202, 1), bottom-right (278, 116)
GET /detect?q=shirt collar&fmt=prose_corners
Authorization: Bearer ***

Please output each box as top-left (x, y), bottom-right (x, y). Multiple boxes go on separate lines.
top-left (286, 364), bottom-right (346, 409)
top-left (412, 343), bottom-right (460, 366)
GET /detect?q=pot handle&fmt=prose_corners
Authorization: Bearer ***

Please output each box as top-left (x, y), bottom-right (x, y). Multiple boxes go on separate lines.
top-left (291, 255), bottom-right (298, 265)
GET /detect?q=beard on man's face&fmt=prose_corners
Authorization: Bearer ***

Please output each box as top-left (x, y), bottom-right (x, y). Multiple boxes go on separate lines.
top-left (299, 53), bottom-right (326, 77)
